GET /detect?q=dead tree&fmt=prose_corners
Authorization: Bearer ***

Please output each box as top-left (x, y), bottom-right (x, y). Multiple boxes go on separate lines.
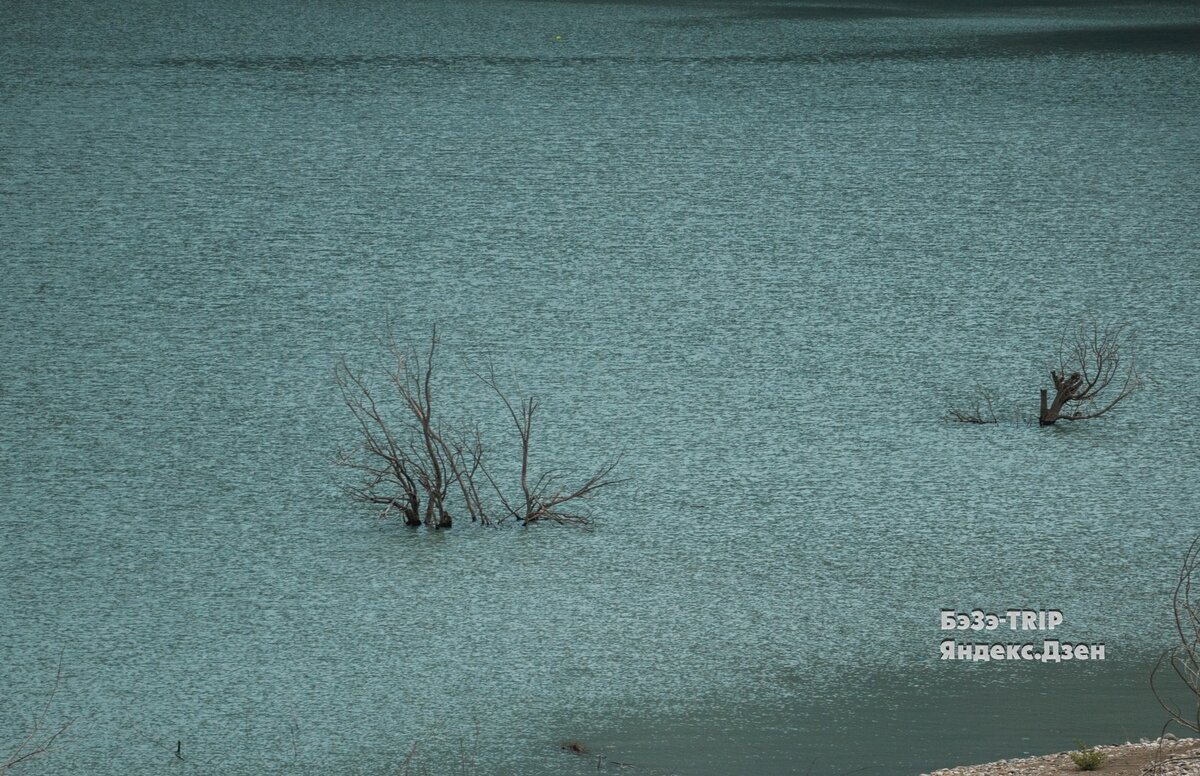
top-left (335, 327), bottom-right (619, 529)
top-left (477, 368), bottom-right (621, 526)
top-left (948, 387), bottom-right (999, 424)
top-left (2, 654), bottom-right (73, 774)
top-left (334, 358), bottom-right (423, 526)
top-left (334, 326), bottom-right (482, 528)
top-left (1152, 535), bottom-right (1200, 735)
top-left (1039, 323), bottom-right (1142, 425)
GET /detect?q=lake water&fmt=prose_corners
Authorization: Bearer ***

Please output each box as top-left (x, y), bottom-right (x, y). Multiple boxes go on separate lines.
top-left (2, 1), bottom-right (1199, 773)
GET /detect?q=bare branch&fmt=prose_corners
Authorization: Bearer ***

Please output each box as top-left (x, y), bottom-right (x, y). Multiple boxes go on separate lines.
top-left (1153, 535), bottom-right (1200, 734)
top-left (2, 652), bottom-right (74, 774)
top-left (335, 326), bottom-right (620, 531)
top-left (948, 386), bottom-right (999, 424)
top-left (1040, 322), bottom-right (1142, 425)
top-left (477, 369), bottom-right (620, 526)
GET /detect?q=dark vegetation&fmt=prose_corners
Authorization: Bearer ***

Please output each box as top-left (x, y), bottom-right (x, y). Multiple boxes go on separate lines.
top-left (335, 326), bottom-right (620, 528)
top-left (1153, 536), bottom-right (1200, 736)
top-left (1037, 323), bottom-right (1143, 426)
top-left (950, 322), bottom-right (1143, 426)
top-left (1, 654), bottom-right (73, 774)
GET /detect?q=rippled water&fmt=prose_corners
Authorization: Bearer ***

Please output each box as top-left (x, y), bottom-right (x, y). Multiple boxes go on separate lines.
top-left (2, 1), bottom-right (1199, 773)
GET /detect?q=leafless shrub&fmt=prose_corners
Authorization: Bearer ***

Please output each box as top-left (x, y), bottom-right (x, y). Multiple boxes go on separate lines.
top-left (336, 326), bottom-right (620, 529)
top-left (474, 367), bottom-right (620, 527)
top-left (948, 322), bottom-right (1144, 427)
top-left (1039, 322), bottom-right (1143, 425)
top-left (2, 654), bottom-right (74, 774)
top-left (334, 325), bottom-right (483, 528)
top-left (1140, 745), bottom-right (1200, 776)
top-left (1152, 536), bottom-right (1200, 735)
top-left (948, 386), bottom-right (1000, 424)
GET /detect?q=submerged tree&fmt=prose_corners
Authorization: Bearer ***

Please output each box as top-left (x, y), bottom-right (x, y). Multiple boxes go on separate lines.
top-left (1038, 323), bottom-right (1143, 426)
top-left (948, 387), bottom-right (1000, 424)
top-left (2, 653), bottom-right (73, 774)
top-left (949, 322), bottom-right (1143, 426)
top-left (1152, 535), bottom-right (1200, 736)
top-left (477, 367), bottom-right (620, 526)
top-left (334, 326), bottom-right (620, 529)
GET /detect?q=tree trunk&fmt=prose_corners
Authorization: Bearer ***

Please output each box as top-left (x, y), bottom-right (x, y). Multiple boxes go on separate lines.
top-left (1040, 372), bottom-right (1081, 425)
top-left (403, 496), bottom-right (421, 527)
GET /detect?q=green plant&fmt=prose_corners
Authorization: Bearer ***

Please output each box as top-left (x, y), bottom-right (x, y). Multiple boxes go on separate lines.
top-left (1069, 740), bottom-right (1105, 771)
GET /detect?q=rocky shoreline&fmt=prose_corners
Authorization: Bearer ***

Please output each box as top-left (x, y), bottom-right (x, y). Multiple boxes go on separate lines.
top-left (921, 737), bottom-right (1200, 776)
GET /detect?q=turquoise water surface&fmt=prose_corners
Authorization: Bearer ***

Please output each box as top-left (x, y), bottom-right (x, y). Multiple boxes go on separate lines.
top-left (2, 1), bottom-right (1199, 773)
